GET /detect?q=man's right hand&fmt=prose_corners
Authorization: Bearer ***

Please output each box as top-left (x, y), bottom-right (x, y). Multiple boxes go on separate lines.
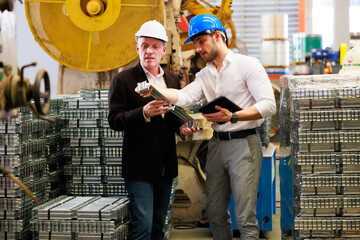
top-left (135, 84), bottom-right (152, 98)
top-left (143, 100), bottom-right (169, 118)
top-left (135, 83), bottom-right (179, 105)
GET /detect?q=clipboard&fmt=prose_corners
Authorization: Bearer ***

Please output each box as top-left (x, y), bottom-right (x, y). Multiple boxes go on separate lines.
top-left (198, 96), bottom-right (242, 114)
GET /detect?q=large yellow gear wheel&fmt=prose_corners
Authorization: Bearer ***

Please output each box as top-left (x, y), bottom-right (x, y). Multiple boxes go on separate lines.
top-left (25, 0), bottom-right (164, 72)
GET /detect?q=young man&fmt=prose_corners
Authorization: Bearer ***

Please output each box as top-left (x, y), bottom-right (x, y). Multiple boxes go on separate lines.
top-left (108, 20), bottom-right (195, 240)
top-left (138, 14), bottom-right (276, 240)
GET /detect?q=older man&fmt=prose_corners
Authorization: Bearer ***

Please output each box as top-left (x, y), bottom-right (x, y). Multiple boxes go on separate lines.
top-left (108, 20), bottom-right (194, 240)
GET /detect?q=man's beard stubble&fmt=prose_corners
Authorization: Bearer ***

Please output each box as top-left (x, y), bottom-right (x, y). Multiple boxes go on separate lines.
top-left (202, 38), bottom-right (218, 63)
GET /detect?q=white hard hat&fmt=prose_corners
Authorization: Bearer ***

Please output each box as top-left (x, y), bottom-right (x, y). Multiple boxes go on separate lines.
top-left (135, 20), bottom-right (168, 43)
top-left (339, 44), bottom-right (360, 75)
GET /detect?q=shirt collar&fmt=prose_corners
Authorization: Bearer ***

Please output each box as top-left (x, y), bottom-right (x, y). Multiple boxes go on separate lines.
top-left (225, 49), bottom-right (235, 64)
top-left (140, 62), bottom-right (164, 78)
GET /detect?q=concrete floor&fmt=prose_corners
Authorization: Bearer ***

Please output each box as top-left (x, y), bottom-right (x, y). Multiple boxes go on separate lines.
top-left (169, 142), bottom-right (283, 240)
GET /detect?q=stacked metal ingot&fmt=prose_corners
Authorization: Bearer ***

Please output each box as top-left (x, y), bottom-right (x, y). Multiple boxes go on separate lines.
top-left (256, 117), bottom-right (271, 147)
top-left (43, 96), bottom-right (70, 200)
top-left (0, 106), bottom-right (51, 240)
top-left (280, 74), bottom-right (360, 239)
top-left (60, 89), bottom-right (126, 196)
top-left (30, 195), bottom-right (130, 239)
top-left (164, 178), bottom-right (178, 240)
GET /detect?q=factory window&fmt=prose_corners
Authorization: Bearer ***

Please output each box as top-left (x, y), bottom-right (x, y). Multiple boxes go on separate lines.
top-left (350, 0), bottom-right (360, 33)
top-left (312, 0), bottom-right (360, 48)
top-left (312, 0), bottom-right (334, 48)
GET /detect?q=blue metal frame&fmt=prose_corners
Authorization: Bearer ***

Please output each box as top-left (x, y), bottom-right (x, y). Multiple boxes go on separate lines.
top-left (279, 155), bottom-right (293, 233)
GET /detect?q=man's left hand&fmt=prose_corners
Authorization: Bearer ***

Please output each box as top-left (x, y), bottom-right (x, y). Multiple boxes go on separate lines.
top-left (180, 123), bottom-right (200, 136)
top-left (0, 109), bottom-right (18, 119)
top-left (201, 105), bottom-right (232, 123)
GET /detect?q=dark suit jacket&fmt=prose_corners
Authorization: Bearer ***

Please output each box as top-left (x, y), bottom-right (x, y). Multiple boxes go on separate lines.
top-left (108, 63), bottom-right (183, 181)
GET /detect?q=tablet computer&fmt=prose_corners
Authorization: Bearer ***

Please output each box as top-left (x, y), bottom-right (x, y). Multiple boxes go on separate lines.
top-left (198, 96), bottom-right (242, 114)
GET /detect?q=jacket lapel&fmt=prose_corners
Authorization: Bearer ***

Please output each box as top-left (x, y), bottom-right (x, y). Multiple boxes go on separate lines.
top-left (135, 63), bottom-right (148, 84)
top-left (163, 70), bottom-right (175, 89)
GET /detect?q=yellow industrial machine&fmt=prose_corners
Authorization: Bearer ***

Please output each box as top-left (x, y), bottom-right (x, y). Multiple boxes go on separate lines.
top-left (24, 0), bottom-right (234, 72)
top-left (180, 0), bottom-right (236, 50)
top-left (25, 0), bottom-right (165, 72)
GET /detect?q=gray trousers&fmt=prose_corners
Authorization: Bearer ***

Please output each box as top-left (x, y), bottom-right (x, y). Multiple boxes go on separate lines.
top-left (205, 133), bottom-right (263, 240)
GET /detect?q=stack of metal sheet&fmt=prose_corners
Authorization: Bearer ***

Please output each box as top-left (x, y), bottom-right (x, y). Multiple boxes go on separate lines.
top-left (280, 74), bottom-right (360, 239)
top-left (164, 178), bottom-right (178, 240)
top-left (0, 95), bottom-right (70, 239)
top-left (31, 195), bottom-right (130, 240)
top-left (60, 89), bottom-right (126, 196)
top-left (59, 89), bottom-right (181, 239)
top-left (44, 96), bottom-right (71, 199)
top-left (0, 106), bottom-right (49, 239)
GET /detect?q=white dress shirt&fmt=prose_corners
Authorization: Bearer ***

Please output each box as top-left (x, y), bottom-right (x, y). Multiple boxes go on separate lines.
top-left (141, 64), bottom-right (167, 89)
top-left (175, 50), bottom-right (276, 132)
top-left (141, 64), bottom-right (167, 122)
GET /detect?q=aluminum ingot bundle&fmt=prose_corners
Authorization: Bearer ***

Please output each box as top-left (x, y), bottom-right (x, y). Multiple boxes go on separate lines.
top-left (162, 178), bottom-right (178, 240)
top-left (60, 89), bottom-right (126, 197)
top-left (0, 108), bottom-right (49, 240)
top-left (280, 74), bottom-right (360, 238)
top-left (31, 195), bottom-right (130, 240)
top-left (40, 96), bottom-right (69, 200)
top-left (256, 117), bottom-right (271, 147)
top-left (0, 95), bottom-right (69, 240)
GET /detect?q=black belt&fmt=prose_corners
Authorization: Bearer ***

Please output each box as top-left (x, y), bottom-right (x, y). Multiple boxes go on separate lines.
top-left (213, 128), bottom-right (256, 141)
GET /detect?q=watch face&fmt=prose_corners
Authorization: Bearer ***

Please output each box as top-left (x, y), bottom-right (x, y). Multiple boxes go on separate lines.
top-left (231, 112), bottom-right (237, 123)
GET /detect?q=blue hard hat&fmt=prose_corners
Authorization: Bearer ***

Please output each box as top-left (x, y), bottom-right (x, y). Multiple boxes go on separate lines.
top-left (184, 14), bottom-right (226, 44)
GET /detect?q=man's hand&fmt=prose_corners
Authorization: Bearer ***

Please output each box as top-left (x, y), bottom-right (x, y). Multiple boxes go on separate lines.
top-left (143, 100), bottom-right (169, 118)
top-left (135, 82), bottom-right (179, 104)
top-left (0, 109), bottom-right (18, 119)
top-left (201, 105), bottom-right (232, 123)
top-left (180, 123), bottom-right (200, 136)
top-left (135, 84), bottom-right (152, 98)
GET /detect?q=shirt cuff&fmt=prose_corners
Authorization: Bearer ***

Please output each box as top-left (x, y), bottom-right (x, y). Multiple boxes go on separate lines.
top-left (143, 109), bottom-right (151, 122)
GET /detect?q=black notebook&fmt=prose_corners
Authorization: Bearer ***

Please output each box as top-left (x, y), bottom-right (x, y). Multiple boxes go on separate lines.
top-left (198, 96), bottom-right (242, 114)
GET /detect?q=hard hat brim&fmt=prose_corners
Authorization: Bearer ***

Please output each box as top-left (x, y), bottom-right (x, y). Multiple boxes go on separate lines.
top-left (136, 35), bottom-right (168, 43)
top-left (183, 28), bottom-right (226, 45)
top-left (183, 37), bottom-right (192, 44)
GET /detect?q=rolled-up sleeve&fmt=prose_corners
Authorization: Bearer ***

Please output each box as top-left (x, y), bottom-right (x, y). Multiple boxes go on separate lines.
top-left (175, 79), bottom-right (204, 108)
top-left (245, 58), bottom-right (276, 118)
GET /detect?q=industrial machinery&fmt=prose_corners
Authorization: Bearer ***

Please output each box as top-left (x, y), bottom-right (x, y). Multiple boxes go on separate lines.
top-left (24, 0), bottom-right (235, 73)
top-left (0, 0), bottom-right (52, 121)
top-left (24, 0), bottom-right (165, 72)
top-left (0, 62), bottom-right (52, 121)
top-left (180, 0), bottom-right (236, 50)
